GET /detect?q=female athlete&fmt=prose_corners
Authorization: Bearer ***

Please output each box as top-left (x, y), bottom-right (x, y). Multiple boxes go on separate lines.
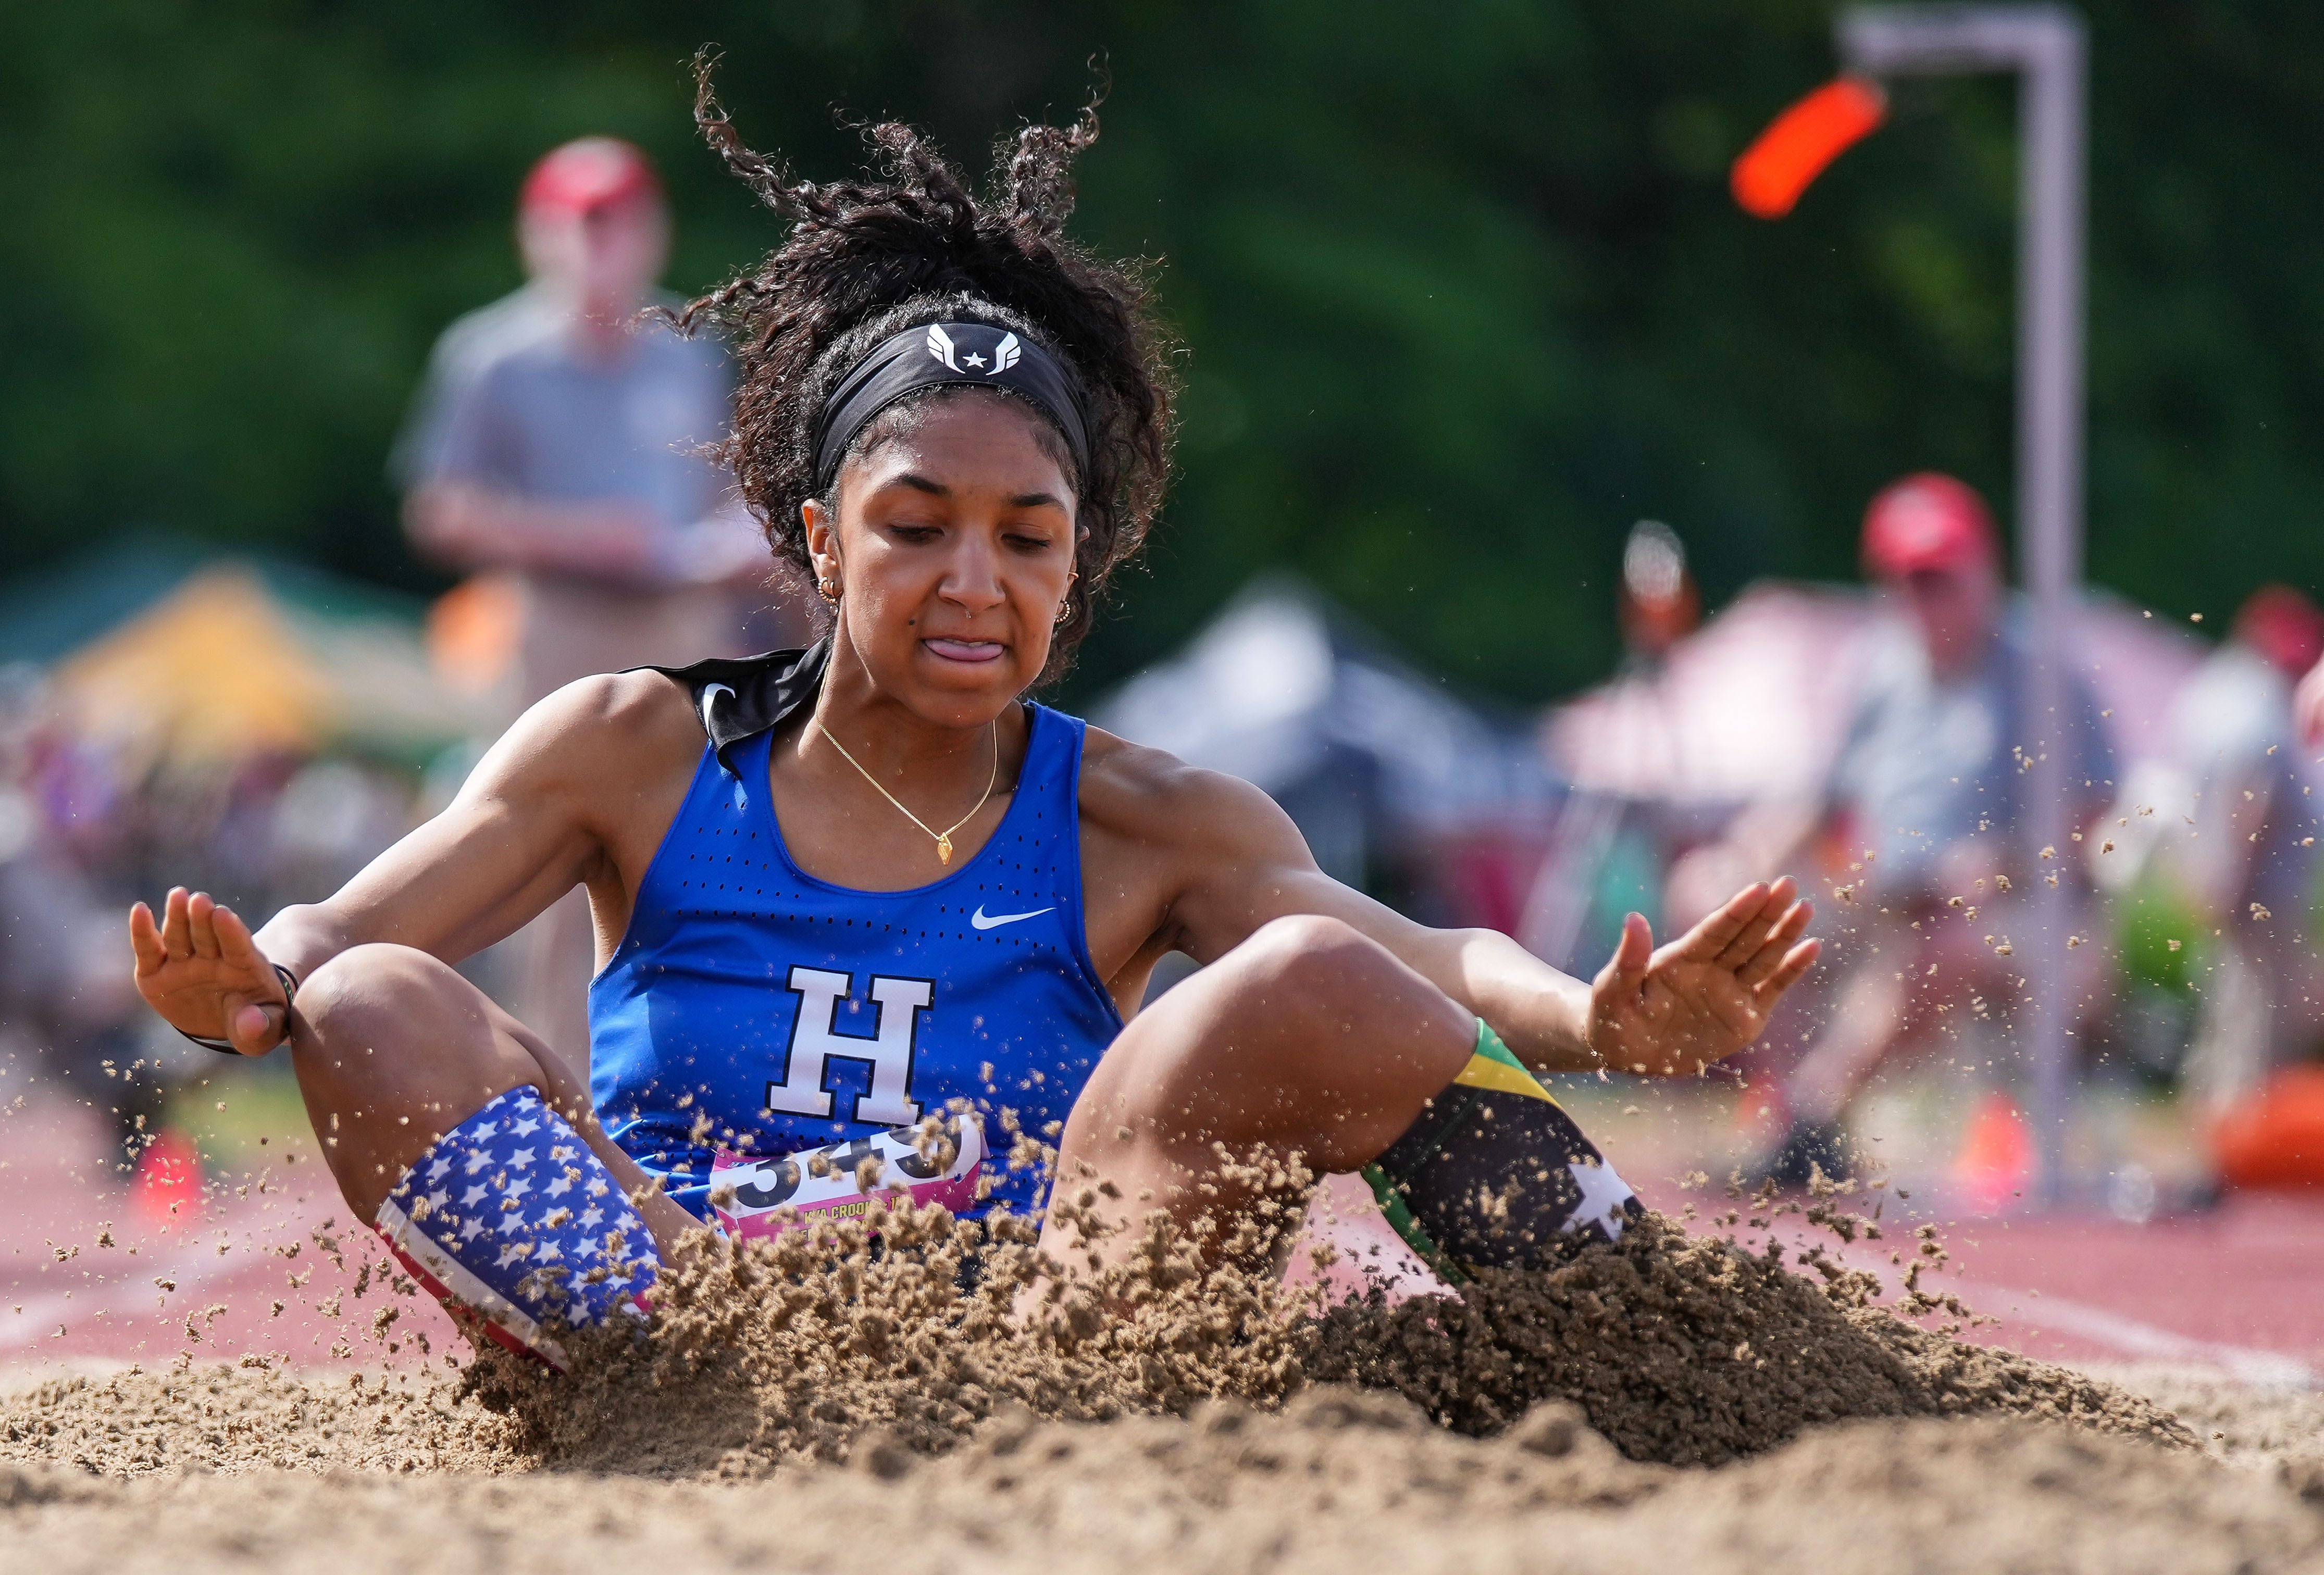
top-left (127, 74), bottom-right (1816, 1365)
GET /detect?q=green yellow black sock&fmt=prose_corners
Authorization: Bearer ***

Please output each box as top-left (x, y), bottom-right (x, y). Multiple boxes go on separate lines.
top-left (1359, 1020), bottom-right (1639, 1282)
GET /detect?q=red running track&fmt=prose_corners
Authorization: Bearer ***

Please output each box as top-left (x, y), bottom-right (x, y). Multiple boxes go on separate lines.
top-left (0, 1099), bottom-right (453, 1381)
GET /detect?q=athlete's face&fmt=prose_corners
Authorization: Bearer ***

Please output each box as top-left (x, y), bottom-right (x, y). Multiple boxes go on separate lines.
top-left (804, 390), bottom-right (1079, 724)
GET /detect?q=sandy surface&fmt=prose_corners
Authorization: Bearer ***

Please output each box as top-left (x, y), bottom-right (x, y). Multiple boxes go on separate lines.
top-left (3, 1368), bottom-right (2319, 1575)
top-left (4, 1182), bottom-right (2322, 1574)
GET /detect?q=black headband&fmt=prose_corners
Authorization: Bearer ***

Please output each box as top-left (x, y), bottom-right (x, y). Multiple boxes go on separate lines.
top-left (811, 321), bottom-right (1092, 494)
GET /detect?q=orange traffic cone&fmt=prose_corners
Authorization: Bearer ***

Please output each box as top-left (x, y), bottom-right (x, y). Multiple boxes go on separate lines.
top-left (1953, 1091), bottom-right (2034, 1214)
top-left (132, 1128), bottom-right (203, 1229)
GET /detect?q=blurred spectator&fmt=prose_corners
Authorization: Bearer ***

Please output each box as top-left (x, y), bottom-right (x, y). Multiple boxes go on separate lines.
top-left (0, 672), bottom-right (187, 1170)
top-left (1689, 474), bottom-right (2119, 1180)
top-left (2290, 603), bottom-right (2324, 755)
top-left (2157, 585), bottom-right (2324, 1107)
top-left (392, 137), bottom-right (775, 1065)
top-left (1615, 519), bottom-right (1700, 666)
top-left (1520, 522), bottom-right (1707, 972)
top-left (394, 137), bottom-right (767, 702)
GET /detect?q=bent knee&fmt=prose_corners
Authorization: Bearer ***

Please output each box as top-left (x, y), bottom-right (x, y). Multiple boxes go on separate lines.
top-left (297, 943), bottom-right (469, 1043)
top-left (1232, 914), bottom-right (1390, 999)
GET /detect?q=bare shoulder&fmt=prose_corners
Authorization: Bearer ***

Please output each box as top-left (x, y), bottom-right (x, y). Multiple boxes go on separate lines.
top-left (542, 667), bottom-right (702, 746)
top-left (467, 669), bottom-right (704, 806)
top-left (1073, 722), bottom-right (1323, 968)
top-left (1075, 724), bottom-right (1305, 859)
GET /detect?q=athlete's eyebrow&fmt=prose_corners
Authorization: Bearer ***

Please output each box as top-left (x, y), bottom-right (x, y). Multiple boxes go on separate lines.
top-left (879, 473), bottom-right (1065, 510)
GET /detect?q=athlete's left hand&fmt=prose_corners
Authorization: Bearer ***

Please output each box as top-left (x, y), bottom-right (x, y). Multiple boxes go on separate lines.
top-left (1586, 877), bottom-right (1817, 1077)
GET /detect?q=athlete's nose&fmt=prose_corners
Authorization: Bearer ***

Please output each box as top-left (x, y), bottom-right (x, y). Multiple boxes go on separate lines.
top-left (938, 530), bottom-right (1008, 617)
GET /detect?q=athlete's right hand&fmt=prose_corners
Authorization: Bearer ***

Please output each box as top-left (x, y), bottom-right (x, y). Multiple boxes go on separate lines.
top-left (128, 888), bottom-right (291, 1056)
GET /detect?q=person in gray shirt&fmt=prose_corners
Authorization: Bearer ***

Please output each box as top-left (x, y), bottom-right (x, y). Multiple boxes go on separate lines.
top-left (394, 136), bottom-right (769, 706)
top-left (1773, 475), bottom-right (2115, 1181)
top-left (393, 137), bottom-right (781, 1064)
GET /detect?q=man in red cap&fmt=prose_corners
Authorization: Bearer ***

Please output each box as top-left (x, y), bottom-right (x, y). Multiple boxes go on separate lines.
top-left (1858, 472), bottom-right (2004, 664)
top-left (1761, 473), bottom-right (2117, 1183)
top-left (391, 137), bottom-right (790, 1065)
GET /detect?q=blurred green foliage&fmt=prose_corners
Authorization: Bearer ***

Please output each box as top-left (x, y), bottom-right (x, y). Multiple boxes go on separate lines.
top-left (2113, 872), bottom-right (2206, 991)
top-left (3, 2), bottom-right (2322, 704)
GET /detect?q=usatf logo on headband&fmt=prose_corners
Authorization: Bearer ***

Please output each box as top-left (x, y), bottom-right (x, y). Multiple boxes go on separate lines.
top-left (813, 320), bottom-right (1091, 494)
top-left (926, 323), bottom-right (1021, 375)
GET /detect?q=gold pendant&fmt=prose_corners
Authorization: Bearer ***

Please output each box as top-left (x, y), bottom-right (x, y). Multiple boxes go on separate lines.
top-left (936, 834), bottom-right (953, 866)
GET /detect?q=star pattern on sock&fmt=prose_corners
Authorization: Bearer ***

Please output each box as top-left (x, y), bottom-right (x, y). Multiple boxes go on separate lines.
top-left (384, 1086), bottom-right (657, 1332)
top-left (1563, 1158), bottom-right (1641, 1242)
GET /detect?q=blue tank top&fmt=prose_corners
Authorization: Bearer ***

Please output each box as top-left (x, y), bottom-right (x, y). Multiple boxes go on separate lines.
top-left (587, 699), bottom-right (1124, 1223)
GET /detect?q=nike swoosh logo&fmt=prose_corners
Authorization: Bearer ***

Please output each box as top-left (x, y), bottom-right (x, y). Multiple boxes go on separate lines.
top-left (700, 682), bottom-right (735, 731)
top-left (971, 904), bottom-right (1054, 931)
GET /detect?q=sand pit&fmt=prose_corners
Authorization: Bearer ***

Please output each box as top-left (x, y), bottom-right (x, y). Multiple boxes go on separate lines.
top-left (4, 1193), bottom-right (2321, 1573)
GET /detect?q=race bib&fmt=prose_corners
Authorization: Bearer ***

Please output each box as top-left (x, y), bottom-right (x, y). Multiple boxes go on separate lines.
top-left (707, 1116), bottom-right (985, 1243)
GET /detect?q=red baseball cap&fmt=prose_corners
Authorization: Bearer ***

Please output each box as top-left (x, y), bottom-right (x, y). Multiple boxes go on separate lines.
top-left (1861, 472), bottom-right (1999, 581)
top-left (520, 138), bottom-right (661, 218)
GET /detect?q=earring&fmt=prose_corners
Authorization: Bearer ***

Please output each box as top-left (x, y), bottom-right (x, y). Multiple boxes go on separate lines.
top-left (817, 578), bottom-right (840, 605)
top-left (1054, 570), bottom-right (1079, 626)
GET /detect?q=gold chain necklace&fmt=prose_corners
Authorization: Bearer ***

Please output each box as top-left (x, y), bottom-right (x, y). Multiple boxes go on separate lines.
top-left (812, 718), bottom-right (999, 866)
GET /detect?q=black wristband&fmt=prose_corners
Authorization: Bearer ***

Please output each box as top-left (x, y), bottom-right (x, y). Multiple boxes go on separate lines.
top-left (175, 962), bottom-right (300, 1056)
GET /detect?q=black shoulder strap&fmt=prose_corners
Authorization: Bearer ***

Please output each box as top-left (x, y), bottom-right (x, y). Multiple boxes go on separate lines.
top-left (637, 638), bottom-right (830, 778)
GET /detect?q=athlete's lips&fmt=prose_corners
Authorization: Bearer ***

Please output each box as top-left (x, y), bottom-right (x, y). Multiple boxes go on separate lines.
top-left (923, 637), bottom-right (1005, 664)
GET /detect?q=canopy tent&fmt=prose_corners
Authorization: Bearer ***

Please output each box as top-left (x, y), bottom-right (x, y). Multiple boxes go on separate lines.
top-left (54, 570), bottom-right (330, 762)
top-left (1543, 580), bottom-right (2207, 807)
top-left (1, 539), bottom-right (487, 769)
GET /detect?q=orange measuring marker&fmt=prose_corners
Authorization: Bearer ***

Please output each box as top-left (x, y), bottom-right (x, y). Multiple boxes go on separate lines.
top-left (1732, 77), bottom-right (1888, 219)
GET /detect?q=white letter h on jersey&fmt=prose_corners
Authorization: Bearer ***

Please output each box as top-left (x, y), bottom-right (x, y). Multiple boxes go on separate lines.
top-left (766, 966), bottom-right (931, 1125)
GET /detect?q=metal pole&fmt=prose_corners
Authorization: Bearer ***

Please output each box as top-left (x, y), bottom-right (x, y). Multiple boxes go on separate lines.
top-left (1839, 6), bottom-right (2088, 1203)
top-left (2017, 17), bottom-right (2087, 1207)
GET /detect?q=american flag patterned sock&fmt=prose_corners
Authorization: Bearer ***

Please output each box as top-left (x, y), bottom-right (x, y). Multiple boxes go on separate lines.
top-left (370, 1085), bottom-right (656, 1371)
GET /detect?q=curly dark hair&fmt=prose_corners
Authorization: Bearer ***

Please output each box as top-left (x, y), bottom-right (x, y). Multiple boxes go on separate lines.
top-left (670, 52), bottom-right (1175, 679)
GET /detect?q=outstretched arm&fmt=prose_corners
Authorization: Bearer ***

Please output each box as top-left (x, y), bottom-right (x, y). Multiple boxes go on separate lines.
top-left (1156, 768), bottom-right (1816, 1077)
top-left (127, 672), bottom-right (691, 1055)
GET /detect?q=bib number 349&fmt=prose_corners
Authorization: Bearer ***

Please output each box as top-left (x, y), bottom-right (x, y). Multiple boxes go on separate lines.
top-left (707, 1116), bottom-right (984, 1243)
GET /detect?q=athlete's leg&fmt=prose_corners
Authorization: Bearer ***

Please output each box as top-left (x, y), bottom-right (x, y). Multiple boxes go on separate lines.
top-left (1047, 915), bottom-right (1630, 1280)
top-left (290, 944), bottom-right (687, 1243)
top-left (289, 944), bottom-right (692, 1363)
